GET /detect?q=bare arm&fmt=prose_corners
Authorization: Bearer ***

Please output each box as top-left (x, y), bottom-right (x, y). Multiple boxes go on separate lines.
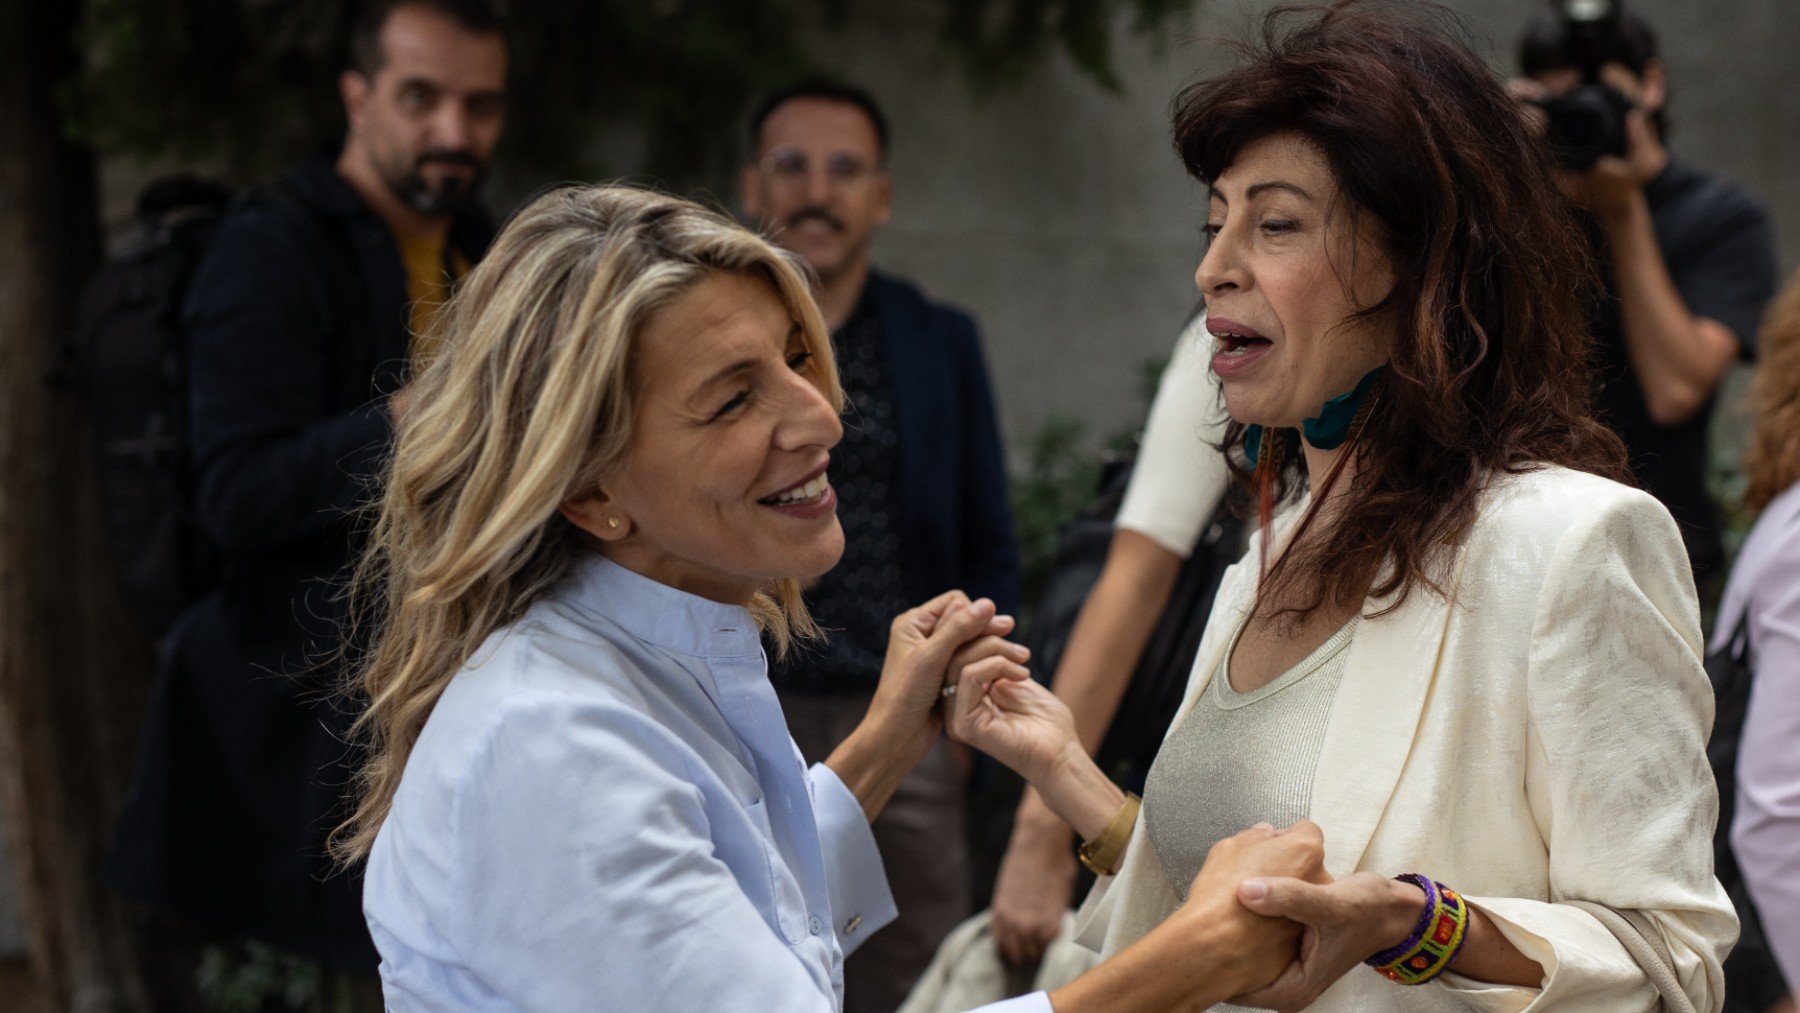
top-left (1600, 191), bottom-right (1738, 426)
top-left (1049, 823), bottom-right (1324, 1013)
top-left (1014, 531), bottom-right (1183, 829)
top-left (1232, 872), bottom-right (1544, 1010)
top-left (1574, 108), bottom-right (1738, 427)
top-left (991, 531), bottom-right (1182, 962)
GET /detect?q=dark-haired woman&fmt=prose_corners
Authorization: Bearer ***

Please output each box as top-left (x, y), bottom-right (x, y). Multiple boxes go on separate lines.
top-left (945, 2), bottom-right (1734, 1009)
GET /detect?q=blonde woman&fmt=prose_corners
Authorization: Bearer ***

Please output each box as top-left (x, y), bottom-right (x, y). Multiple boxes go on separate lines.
top-left (335, 184), bottom-right (1335, 1011)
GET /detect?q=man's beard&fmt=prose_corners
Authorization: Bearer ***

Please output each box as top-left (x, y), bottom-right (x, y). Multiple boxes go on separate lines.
top-left (385, 149), bottom-right (485, 217)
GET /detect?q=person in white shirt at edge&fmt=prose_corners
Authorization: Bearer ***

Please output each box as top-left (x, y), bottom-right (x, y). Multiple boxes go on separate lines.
top-left (332, 183), bottom-right (1441, 1011)
top-left (968, 3), bottom-right (1734, 1010)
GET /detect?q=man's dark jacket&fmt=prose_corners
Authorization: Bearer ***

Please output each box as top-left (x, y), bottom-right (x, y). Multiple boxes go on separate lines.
top-left (867, 271), bottom-right (1019, 616)
top-left (107, 156), bottom-right (493, 970)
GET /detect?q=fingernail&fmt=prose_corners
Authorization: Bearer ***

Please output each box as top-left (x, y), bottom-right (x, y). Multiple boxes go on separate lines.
top-left (1241, 879), bottom-right (1268, 901)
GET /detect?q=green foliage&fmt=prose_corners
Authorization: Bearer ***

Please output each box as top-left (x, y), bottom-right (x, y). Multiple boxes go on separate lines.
top-left (1008, 355), bottom-right (1160, 616)
top-left (71, 0), bottom-right (355, 174)
top-left (940, 0), bottom-right (1201, 92)
top-left (1008, 414), bottom-right (1103, 613)
top-left (67, 0), bottom-right (1203, 185)
top-left (195, 942), bottom-right (321, 1012)
top-left (68, 0), bottom-right (822, 186)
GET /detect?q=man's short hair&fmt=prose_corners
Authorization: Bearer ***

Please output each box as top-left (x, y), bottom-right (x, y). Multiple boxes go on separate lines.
top-left (347, 0), bottom-right (508, 78)
top-left (1518, 0), bottom-right (1659, 79)
top-left (748, 79), bottom-right (890, 160)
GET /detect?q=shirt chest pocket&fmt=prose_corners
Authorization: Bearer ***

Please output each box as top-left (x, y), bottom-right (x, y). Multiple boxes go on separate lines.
top-left (727, 795), bottom-right (814, 946)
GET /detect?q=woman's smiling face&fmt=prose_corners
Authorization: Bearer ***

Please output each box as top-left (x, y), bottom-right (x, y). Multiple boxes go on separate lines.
top-left (569, 270), bottom-right (845, 604)
top-left (1197, 132), bottom-right (1397, 431)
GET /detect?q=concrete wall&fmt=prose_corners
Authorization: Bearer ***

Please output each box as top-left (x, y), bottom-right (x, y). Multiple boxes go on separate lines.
top-left (804, 0), bottom-right (1800, 453)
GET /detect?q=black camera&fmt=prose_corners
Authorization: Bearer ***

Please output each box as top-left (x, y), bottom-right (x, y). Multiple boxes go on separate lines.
top-left (1532, 82), bottom-right (1635, 171)
top-left (1525, 0), bottom-right (1639, 171)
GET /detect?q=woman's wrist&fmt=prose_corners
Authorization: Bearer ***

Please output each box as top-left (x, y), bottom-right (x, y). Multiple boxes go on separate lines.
top-left (1033, 739), bottom-right (1126, 842)
top-left (1014, 786), bottom-right (1074, 840)
top-left (1373, 877), bottom-right (1430, 956)
top-left (825, 714), bottom-right (921, 823)
top-left (861, 693), bottom-right (935, 765)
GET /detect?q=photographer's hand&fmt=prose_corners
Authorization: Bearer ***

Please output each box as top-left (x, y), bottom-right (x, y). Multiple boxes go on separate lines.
top-left (1575, 106), bottom-right (1662, 222)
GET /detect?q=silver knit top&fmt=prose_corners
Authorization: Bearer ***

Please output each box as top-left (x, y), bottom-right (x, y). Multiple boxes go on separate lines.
top-left (1140, 618), bottom-right (1357, 1008)
top-left (1144, 617), bottom-right (1356, 895)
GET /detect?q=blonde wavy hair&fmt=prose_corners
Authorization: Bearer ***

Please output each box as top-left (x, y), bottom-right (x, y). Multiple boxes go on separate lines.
top-left (1744, 268), bottom-right (1800, 513)
top-left (333, 183), bottom-right (841, 862)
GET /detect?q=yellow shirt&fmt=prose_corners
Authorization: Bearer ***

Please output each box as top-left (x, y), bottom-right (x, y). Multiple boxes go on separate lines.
top-left (395, 230), bottom-right (469, 361)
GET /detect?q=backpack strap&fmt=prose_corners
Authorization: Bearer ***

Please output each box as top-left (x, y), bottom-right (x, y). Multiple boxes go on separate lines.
top-left (261, 180), bottom-right (380, 413)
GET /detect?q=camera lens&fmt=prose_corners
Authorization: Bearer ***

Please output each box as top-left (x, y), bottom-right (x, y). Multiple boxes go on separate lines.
top-left (1540, 83), bottom-right (1632, 170)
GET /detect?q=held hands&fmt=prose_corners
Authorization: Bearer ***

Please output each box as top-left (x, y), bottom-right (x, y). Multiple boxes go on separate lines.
top-left (869, 591), bottom-right (1027, 767)
top-left (1228, 871), bottom-right (1427, 1011)
top-left (1130, 822), bottom-right (1329, 1004)
top-left (941, 650), bottom-right (1076, 786)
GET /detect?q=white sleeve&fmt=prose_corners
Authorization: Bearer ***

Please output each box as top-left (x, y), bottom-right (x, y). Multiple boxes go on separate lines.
top-left (1114, 313), bottom-right (1232, 557)
top-left (807, 762), bottom-right (898, 955)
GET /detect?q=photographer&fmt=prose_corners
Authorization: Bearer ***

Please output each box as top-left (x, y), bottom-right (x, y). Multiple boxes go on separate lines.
top-left (1513, 0), bottom-right (1777, 586)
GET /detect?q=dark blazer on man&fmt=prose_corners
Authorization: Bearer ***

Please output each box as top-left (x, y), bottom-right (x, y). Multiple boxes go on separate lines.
top-left (869, 271), bottom-right (1020, 616)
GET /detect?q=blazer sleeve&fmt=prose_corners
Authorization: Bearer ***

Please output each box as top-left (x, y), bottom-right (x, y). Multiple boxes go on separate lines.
top-left (950, 312), bottom-right (1021, 616)
top-left (183, 209), bottom-right (393, 553)
top-left (1446, 490), bottom-right (1737, 1012)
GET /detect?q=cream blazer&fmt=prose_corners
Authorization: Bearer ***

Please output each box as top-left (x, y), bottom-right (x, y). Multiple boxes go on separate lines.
top-left (1075, 465), bottom-right (1737, 1011)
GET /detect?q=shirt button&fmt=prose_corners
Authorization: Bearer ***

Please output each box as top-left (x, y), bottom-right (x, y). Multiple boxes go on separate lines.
top-left (809, 915), bottom-right (823, 935)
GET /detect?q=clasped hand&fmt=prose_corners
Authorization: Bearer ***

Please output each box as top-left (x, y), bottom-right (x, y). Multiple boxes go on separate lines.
top-left (935, 658), bottom-right (1427, 1009)
top-left (869, 590), bottom-right (1032, 767)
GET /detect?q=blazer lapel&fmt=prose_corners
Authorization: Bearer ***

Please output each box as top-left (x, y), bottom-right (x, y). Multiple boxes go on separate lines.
top-left (871, 276), bottom-right (936, 585)
top-left (1311, 549), bottom-right (1471, 875)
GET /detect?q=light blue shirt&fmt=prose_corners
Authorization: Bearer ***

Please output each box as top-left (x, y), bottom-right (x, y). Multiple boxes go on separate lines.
top-left (364, 555), bottom-right (1051, 1012)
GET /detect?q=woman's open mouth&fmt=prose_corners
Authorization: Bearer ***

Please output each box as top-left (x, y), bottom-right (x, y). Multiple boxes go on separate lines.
top-left (1208, 318), bottom-right (1274, 376)
top-left (758, 471), bottom-right (837, 519)
top-left (1216, 332), bottom-right (1272, 355)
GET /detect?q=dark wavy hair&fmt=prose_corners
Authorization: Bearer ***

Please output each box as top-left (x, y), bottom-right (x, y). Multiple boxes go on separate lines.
top-left (1173, 0), bottom-right (1628, 620)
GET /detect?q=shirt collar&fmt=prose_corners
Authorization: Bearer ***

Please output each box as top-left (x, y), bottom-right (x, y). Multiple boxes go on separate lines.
top-left (556, 554), bottom-right (765, 660)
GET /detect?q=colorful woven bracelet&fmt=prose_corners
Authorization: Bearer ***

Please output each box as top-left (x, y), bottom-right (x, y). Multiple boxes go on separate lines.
top-left (1364, 874), bottom-right (1471, 986)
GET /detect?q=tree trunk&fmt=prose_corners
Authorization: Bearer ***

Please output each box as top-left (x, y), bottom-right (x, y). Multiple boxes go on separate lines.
top-left (0, 0), bottom-right (155, 1009)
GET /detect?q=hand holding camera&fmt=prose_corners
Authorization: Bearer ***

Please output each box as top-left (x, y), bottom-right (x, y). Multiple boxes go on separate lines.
top-left (1510, 0), bottom-right (1668, 221)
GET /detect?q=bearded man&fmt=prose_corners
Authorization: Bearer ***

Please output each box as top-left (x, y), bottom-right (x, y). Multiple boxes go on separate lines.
top-left (108, 0), bottom-right (507, 974)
